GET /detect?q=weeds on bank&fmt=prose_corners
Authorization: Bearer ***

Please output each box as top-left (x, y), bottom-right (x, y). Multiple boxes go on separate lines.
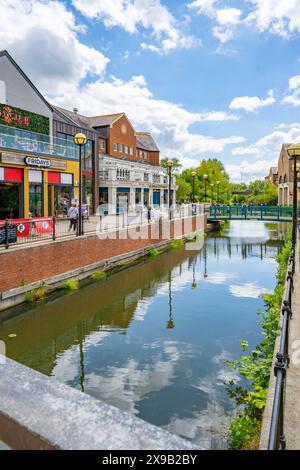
top-left (169, 239), bottom-right (185, 250)
top-left (62, 279), bottom-right (79, 291)
top-left (225, 234), bottom-right (292, 450)
top-left (148, 248), bottom-right (159, 257)
top-left (25, 285), bottom-right (47, 303)
top-left (91, 271), bottom-right (107, 281)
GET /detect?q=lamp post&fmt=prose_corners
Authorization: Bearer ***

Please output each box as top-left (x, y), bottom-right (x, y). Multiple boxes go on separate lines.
top-left (210, 183), bottom-right (214, 204)
top-left (216, 180), bottom-right (220, 203)
top-left (204, 174), bottom-right (208, 202)
top-left (191, 171), bottom-right (196, 203)
top-left (167, 159), bottom-right (174, 220)
top-left (74, 132), bottom-right (87, 236)
top-left (287, 144), bottom-right (300, 247)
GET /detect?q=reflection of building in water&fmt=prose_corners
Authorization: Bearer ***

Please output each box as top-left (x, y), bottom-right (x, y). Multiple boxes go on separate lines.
top-left (0, 249), bottom-right (197, 378)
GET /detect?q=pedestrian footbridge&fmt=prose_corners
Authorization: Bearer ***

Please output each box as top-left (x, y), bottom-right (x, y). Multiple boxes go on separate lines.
top-left (207, 205), bottom-right (300, 222)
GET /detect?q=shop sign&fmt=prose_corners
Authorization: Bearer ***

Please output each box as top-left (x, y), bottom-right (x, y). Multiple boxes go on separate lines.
top-left (25, 156), bottom-right (51, 168)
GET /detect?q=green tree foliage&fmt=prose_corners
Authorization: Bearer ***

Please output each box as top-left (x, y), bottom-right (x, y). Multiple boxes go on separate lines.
top-left (160, 157), bottom-right (182, 172)
top-left (175, 176), bottom-right (191, 202)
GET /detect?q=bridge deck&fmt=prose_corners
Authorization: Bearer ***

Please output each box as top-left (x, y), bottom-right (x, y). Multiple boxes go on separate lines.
top-left (207, 205), bottom-right (300, 223)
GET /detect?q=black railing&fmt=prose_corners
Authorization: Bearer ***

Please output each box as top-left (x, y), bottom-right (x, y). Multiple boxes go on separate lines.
top-left (267, 229), bottom-right (297, 449)
top-left (0, 216), bottom-right (85, 249)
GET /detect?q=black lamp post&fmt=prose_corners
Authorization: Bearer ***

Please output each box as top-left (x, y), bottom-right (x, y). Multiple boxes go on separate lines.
top-left (191, 170), bottom-right (196, 203)
top-left (204, 174), bottom-right (208, 202)
top-left (210, 183), bottom-right (214, 204)
top-left (216, 180), bottom-right (220, 203)
top-left (74, 132), bottom-right (87, 236)
top-left (287, 144), bottom-right (300, 247)
top-left (167, 159), bottom-right (174, 220)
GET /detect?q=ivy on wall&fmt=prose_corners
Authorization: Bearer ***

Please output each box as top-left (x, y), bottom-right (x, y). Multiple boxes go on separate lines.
top-left (0, 103), bottom-right (50, 135)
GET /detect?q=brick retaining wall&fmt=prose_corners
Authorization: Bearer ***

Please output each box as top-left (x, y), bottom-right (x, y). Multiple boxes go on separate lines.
top-left (0, 215), bottom-right (205, 293)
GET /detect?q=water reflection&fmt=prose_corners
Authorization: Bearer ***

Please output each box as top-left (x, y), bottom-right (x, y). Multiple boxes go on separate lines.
top-left (0, 221), bottom-right (288, 449)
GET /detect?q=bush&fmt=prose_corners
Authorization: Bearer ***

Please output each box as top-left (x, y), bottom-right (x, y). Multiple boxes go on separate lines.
top-left (91, 271), bottom-right (107, 281)
top-left (62, 279), bottom-right (79, 291)
top-left (25, 285), bottom-right (47, 303)
top-left (148, 248), bottom-right (159, 257)
top-left (169, 239), bottom-right (185, 250)
top-left (227, 414), bottom-right (261, 450)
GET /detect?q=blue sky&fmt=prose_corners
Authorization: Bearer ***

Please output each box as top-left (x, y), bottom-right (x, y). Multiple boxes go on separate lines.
top-left (1, 0), bottom-right (300, 181)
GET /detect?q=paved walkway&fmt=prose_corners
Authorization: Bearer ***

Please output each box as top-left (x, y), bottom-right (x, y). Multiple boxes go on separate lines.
top-left (283, 232), bottom-right (300, 449)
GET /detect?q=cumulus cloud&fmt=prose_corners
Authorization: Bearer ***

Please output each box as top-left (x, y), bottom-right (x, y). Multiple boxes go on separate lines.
top-left (72, 0), bottom-right (201, 54)
top-left (282, 74), bottom-right (300, 107)
top-left (0, 0), bottom-right (109, 95)
top-left (229, 90), bottom-right (276, 112)
top-left (225, 159), bottom-right (278, 183)
top-left (50, 74), bottom-right (243, 166)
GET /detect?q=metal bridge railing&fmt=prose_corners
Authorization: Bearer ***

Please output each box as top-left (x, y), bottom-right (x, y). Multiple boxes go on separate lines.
top-left (207, 205), bottom-right (300, 221)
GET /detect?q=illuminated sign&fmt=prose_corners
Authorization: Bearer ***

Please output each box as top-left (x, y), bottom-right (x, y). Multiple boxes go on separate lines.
top-left (25, 156), bottom-right (51, 168)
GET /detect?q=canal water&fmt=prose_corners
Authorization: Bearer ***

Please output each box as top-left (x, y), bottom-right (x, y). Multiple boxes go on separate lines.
top-left (0, 221), bottom-right (288, 449)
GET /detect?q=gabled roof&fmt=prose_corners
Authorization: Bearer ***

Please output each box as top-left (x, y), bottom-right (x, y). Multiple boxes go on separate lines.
top-left (136, 132), bottom-right (159, 152)
top-left (52, 105), bottom-right (97, 133)
top-left (88, 113), bottom-right (124, 128)
top-left (0, 50), bottom-right (52, 112)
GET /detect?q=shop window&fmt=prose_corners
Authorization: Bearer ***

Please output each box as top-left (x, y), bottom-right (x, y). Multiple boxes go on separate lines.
top-left (119, 144), bottom-right (123, 152)
top-left (61, 173), bottom-right (73, 185)
top-left (48, 185), bottom-right (73, 217)
top-left (0, 167), bottom-right (4, 181)
top-left (0, 182), bottom-right (22, 219)
top-left (113, 143), bottom-right (118, 152)
top-left (29, 170), bottom-right (42, 183)
top-left (130, 147), bottom-right (133, 156)
top-left (125, 145), bottom-right (128, 154)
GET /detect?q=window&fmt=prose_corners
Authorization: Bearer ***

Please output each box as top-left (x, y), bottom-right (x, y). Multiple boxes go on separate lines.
top-left (114, 143), bottom-right (118, 152)
top-left (101, 140), bottom-right (105, 149)
top-left (144, 173), bottom-right (149, 182)
top-left (117, 169), bottom-right (130, 181)
top-left (130, 147), bottom-right (133, 156)
top-left (124, 145), bottom-right (128, 154)
top-left (119, 143), bottom-right (123, 152)
top-left (144, 152), bottom-right (148, 159)
top-left (139, 150), bottom-right (143, 158)
top-left (153, 174), bottom-right (160, 183)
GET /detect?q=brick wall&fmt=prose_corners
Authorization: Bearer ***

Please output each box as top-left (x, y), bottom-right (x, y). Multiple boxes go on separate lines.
top-left (0, 215), bottom-right (205, 293)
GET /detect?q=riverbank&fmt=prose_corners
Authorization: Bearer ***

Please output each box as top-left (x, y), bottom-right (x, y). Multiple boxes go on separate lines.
top-left (0, 214), bottom-right (205, 312)
top-left (225, 231), bottom-right (292, 450)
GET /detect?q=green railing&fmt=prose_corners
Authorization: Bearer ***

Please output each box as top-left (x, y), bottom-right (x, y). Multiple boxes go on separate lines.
top-left (207, 205), bottom-right (300, 221)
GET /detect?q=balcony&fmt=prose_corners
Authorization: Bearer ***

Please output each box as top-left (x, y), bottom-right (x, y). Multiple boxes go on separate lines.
top-left (0, 124), bottom-right (79, 160)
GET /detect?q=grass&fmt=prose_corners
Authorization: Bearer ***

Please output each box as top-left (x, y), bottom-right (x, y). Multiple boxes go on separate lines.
top-left (168, 239), bottom-right (185, 250)
top-left (25, 285), bottom-right (47, 303)
top-left (91, 270), bottom-right (107, 281)
top-left (148, 247), bottom-right (159, 257)
top-left (61, 279), bottom-right (79, 291)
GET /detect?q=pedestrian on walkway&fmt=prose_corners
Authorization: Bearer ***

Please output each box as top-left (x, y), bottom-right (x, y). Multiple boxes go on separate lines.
top-left (68, 203), bottom-right (79, 232)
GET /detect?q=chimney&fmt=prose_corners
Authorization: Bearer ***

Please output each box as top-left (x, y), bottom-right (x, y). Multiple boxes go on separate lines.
top-left (73, 107), bottom-right (78, 114)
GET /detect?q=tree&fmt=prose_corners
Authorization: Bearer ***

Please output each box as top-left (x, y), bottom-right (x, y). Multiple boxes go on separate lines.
top-left (175, 176), bottom-right (192, 202)
top-left (160, 157), bottom-right (182, 173)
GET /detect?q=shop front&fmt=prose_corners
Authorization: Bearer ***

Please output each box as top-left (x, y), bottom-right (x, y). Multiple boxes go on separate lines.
top-left (153, 190), bottom-right (161, 208)
top-left (0, 151), bottom-right (79, 219)
top-left (117, 187), bottom-right (130, 214)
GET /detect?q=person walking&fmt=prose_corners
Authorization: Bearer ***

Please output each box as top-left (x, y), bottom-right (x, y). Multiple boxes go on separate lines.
top-left (68, 203), bottom-right (79, 232)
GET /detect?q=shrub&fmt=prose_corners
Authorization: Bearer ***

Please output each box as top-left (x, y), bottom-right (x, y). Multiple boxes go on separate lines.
top-left (62, 279), bottom-right (79, 291)
top-left (25, 285), bottom-right (47, 303)
top-left (227, 414), bottom-right (261, 450)
top-left (169, 239), bottom-right (185, 250)
top-left (148, 248), bottom-right (159, 257)
top-left (91, 271), bottom-right (107, 281)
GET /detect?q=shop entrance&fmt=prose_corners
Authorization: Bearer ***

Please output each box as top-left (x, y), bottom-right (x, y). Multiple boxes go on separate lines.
top-left (0, 182), bottom-right (22, 220)
top-left (48, 185), bottom-right (73, 217)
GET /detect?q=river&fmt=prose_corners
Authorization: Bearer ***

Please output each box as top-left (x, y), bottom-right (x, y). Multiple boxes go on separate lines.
top-left (0, 220), bottom-right (289, 449)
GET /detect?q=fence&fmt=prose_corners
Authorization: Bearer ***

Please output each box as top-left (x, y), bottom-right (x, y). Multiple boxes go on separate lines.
top-left (207, 205), bottom-right (300, 221)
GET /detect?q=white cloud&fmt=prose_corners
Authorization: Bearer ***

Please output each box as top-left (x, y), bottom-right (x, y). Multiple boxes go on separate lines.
top-left (0, 0), bottom-right (109, 95)
top-left (50, 74), bottom-right (243, 165)
top-left (282, 74), bottom-right (300, 107)
top-left (229, 282), bottom-right (271, 298)
top-left (246, 0), bottom-right (300, 38)
top-left (225, 159), bottom-right (277, 183)
top-left (232, 122), bottom-right (300, 157)
top-left (72, 0), bottom-right (201, 54)
top-left (188, 1), bottom-right (243, 44)
top-left (229, 90), bottom-right (275, 112)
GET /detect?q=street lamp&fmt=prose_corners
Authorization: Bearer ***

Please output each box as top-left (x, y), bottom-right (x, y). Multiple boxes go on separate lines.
top-left (216, 180), bottom-right (220, 203)
top-left (204, 174), bottom-right (208, 202)
top-left (74, 132), bottom-right (87, 236)
top-left (287, 144), bottom-right (300, 246)
top-left (191, 171), bottom-right (196, 203)
top-left (210, 183), bottom-right (214, 204)
top-left (167, 159), bottom-right (174, 220)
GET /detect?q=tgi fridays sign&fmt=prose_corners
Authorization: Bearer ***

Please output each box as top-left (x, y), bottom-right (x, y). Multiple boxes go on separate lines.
top-left (25, 156), bottom-right (51, 168)
top-left (0, 152), bottom-right (67, 170)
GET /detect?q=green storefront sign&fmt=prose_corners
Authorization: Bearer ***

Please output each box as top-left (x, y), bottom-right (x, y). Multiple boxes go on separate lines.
top-left (0, 103), bottom-right (49, 134)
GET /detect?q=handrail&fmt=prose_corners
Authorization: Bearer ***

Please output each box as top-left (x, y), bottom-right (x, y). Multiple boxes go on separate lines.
top-left (267, 230), bottom-right (297, 449)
